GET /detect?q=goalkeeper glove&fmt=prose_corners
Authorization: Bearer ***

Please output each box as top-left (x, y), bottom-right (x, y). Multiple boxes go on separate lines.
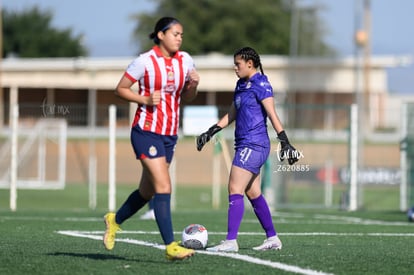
top-left (277, 130), bottom-right (299, 165)
top-left (196, 124), bottom-right (222, 151)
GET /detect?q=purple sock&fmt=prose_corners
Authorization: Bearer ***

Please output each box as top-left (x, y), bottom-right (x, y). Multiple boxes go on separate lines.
top-left (249, 194), bottom-right (276, 238)
top-left (226, 194), bottom-right (244, 240)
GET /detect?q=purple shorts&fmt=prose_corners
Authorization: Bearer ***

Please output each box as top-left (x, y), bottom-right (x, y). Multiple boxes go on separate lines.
top-left (130, 125), bottom-right (178, 163)
top-left (232, 145), bottom-right (270, 174)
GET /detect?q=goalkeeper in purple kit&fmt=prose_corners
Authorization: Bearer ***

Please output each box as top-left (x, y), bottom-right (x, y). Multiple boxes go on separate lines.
top-left (197, 46), bottom-right (298, 252)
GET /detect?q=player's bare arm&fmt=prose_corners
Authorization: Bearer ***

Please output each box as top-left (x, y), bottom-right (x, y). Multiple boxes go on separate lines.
top-left (262, 97), bottom-right (284, 134)
top-left (181, 68), bottom-right (200, 102)
top-left (262, 97), bottom-right (299, 165)
top-left (197, 103), bottom-right (236, 151)
top-left (115, 75), bottom-right (161, 106)
top-left (217, 103), bottom-right (236, 128)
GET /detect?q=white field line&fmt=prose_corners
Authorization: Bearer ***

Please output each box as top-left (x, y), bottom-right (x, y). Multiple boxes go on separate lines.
top-left (57, 230), bottom-right (414, 237)
top-left (57, 230), bottom-right (333, 275)
top-left (5, 215), bottom-right (408, 227)
top-left (0, 216), bottom-right (103, 222)
top-left (263, 219), bottom-right (414, 226)
top-left (3, 214), bottom-right (413, 227)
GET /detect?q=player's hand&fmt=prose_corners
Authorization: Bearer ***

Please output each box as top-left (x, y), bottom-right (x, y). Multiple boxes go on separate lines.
top-left (196, 124), bottom-right (222, 151)
top-left (147, 91), bottom-right (161, 105)
top-left (278, 130), bottom-right (299, 165)
top-left (187, 69), bottom-right (200, 87)
top-left (280, 142), bottom-right (299, 165)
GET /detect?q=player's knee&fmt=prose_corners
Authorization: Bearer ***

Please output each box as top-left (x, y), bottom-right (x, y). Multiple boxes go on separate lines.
top-left (154, 183), bottom-right (171, 194)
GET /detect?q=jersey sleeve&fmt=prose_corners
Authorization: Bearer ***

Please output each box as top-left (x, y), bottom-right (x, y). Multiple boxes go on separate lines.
top-left (255, 75), bottom-right (274, 101)
top-left (180, 51), bottom-right (195, 81)
top-left (124, 55), bottom-right (146, 82)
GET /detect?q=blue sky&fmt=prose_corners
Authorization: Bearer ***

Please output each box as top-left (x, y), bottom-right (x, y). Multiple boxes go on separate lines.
top-left (2, 0), bottom-right (414, 93)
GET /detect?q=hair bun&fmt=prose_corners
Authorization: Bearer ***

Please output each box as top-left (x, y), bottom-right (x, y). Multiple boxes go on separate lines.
top-left (149, 17), bottom-right (180, 44)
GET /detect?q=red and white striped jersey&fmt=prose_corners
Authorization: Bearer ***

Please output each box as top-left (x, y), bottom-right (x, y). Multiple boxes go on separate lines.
top-left (124, 46), bottom-right (195, 136)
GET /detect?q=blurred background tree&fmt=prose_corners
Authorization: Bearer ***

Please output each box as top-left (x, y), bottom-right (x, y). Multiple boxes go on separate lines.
top-left (132, 0), bottom-right (335, 56)
top-left (2, 7), bottom-right (88, 58)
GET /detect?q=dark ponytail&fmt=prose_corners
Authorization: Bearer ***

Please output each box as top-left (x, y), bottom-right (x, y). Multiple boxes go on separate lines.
top-left (149, 17), bottom-right (180, 44)
top-left (233, 47), bottom-right (264, 74)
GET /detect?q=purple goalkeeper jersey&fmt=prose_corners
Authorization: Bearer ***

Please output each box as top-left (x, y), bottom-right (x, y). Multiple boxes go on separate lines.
top-left (233, 73), bottom-right (274, 149)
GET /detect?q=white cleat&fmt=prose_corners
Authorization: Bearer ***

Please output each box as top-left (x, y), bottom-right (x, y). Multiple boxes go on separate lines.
top-left (139, 209), bottom-right (155, 220)
top-left (253, 235), bottom-right (282, 251)
top-left (206, 239), bottom-right (239, 252)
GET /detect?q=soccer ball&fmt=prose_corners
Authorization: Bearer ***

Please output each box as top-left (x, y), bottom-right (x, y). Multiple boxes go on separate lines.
top-left (182, 224), bottom-right (208, 249)
top-left (407, 206), bottom-right (414, 222)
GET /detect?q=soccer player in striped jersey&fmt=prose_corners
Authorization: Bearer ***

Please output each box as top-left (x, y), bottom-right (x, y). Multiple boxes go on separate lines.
top-left (197, 47), bottom-right (299, 252)
top-left (103, 17), bottom-right (199, 260)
